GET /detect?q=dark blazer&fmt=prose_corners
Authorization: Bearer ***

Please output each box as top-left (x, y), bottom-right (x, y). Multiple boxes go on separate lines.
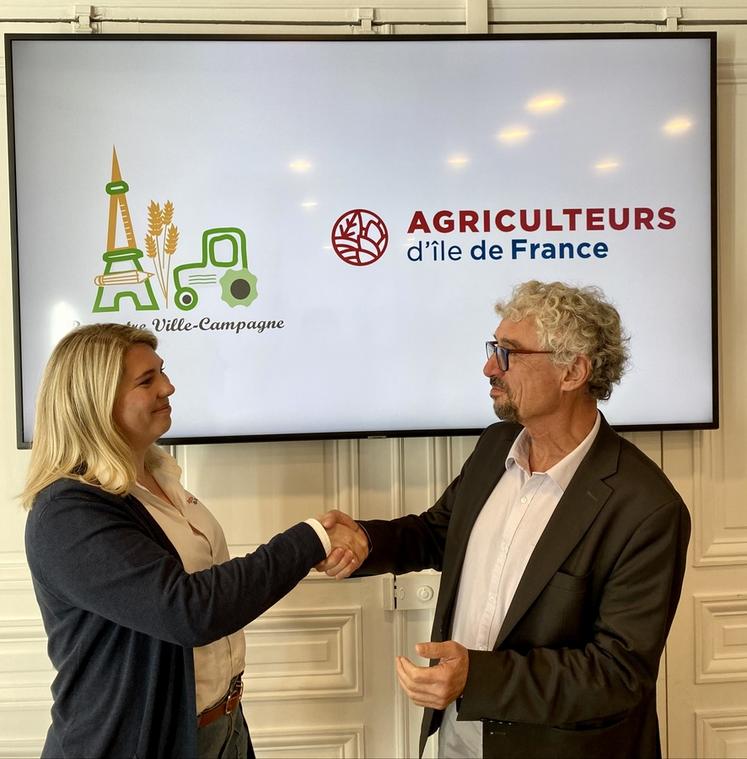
top-left (25, 479), bottom-right (325, 759)
top-left (359, 416), bottom-right (690, 759)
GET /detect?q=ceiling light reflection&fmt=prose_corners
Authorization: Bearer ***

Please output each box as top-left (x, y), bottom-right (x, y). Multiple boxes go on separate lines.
top-left (447, 154), bottom-right (469, 168)
top-left (497, 126), bottom-right (531, 145)
top-left (301, 200), bottom-right (318, 208)
top-left (289, 159), bottom-right (312, 172)
top-left (526, 93), bottom-right (566, 114)
top-left (594, 159), bottom-right (620, 172)
top-left (663, 117), bottom-right (693, 136)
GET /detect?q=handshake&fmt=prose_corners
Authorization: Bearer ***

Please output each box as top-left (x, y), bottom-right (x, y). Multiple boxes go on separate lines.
top-left (315, 510), bottom-right (369, 580)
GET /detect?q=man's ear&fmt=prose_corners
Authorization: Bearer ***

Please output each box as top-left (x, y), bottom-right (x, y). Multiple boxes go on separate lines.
top-left (561, 354), bottom-right (592, 392)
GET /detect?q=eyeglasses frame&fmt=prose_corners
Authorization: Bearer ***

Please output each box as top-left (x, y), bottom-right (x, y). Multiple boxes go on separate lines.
top-left (485, 341), bottom-right (554, 371)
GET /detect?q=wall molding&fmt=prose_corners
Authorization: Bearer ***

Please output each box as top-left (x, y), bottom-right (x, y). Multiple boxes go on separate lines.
top-left (718, 60), bottom-right (747, 86)
top-left (388, 438), bottom-right (411, 758)
top-left (694, 430), bottom-right (747, 567)
top-left (242, 606), bottom-right (362, 701)
top-left (696, 708), bottom-right (747, 758)
top-left (0, 737), bottom-right (44, 759)
top-left (251, 723), bottom-right (364, 758)
top-left (695, 594), bottom-right (747, 683)
top-left (0, 556), bottom-right (31, 588)
top-left (5, 3), bottom-right (747, 30)
top-left (0, 700), bottom-right (50, 759)
top-left (0, 617), bottom-right (53, 706)
top-left (324, 439), bottom-right (360, 520)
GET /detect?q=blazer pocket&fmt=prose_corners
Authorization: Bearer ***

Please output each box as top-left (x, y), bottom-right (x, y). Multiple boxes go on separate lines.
top-left (547, 569), bottom-right (590, 593)
top-left (515, 570), bottom-right (592, 647)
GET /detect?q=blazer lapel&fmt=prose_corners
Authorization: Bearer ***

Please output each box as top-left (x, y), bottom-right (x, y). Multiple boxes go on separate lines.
top-left (494, 416), bottom-right (621, 648)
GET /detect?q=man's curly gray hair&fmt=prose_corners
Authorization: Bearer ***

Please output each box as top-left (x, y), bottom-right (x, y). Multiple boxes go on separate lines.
top-left (495, 280), bottom-right (630, 401)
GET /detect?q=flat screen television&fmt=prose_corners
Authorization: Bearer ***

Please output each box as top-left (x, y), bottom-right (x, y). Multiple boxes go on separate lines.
top-left (6, 32), bottom-right (717, 445)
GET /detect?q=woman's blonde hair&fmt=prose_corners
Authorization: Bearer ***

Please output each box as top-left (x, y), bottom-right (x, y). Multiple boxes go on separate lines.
top-left (22, 323), bottom-right (159, 508)
top-left (496, 280), bottom-right (630, 401)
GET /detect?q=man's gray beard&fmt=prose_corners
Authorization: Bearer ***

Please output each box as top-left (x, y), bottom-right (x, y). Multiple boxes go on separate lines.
top-left (494, 398), bottom-right (519, 423)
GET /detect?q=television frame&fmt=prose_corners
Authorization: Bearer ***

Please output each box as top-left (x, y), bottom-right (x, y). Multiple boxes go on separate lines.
top-left (5, 31), bottom-right (719, 447)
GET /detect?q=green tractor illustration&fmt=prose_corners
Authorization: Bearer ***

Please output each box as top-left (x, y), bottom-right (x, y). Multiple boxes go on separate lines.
top-left (173, 227), bottom-right (258, 311)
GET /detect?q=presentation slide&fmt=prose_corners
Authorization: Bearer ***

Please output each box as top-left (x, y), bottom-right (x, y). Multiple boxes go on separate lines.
top-left (8, 35), bottom-right (715, 442)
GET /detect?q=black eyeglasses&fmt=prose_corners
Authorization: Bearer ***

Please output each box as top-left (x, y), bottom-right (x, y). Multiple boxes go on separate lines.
top-left (485, 341), bottom-right (554, 371)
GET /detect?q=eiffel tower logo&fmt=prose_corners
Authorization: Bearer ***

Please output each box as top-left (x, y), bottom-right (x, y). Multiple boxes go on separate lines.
top-left (92, 148), bottom-right (159, 312)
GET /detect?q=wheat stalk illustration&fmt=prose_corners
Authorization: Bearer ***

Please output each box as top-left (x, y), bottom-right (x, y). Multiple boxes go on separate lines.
top-left (145, 199), bottom-right (179, 305)
top-left (148, 201), bottom-right (164, 238)
top-left (164, 223), bottom-right (179, 302)
top-left (144, 232), bottom-right (164, 297)
top-left (162, 201), bottom-right (174, 228)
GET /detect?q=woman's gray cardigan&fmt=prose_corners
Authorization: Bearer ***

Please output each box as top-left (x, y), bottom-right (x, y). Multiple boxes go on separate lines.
top-left (25, 478), bottom-right (324, 758)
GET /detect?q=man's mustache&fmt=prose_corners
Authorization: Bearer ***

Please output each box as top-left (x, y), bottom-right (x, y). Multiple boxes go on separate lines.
top-left (490, 378), bottom-right (508, 391)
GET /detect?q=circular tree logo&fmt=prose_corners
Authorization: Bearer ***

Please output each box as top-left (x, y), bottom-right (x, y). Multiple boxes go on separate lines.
top-left (331, 209), bottom-right (389, 266)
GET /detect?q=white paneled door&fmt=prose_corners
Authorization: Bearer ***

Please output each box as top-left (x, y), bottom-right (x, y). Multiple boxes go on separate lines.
top-left (179, 437), bottom-right (461, 759)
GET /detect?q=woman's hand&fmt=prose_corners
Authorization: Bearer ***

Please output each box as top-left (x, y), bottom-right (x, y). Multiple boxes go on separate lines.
top-left (315, 510), bottom-right (370, 579)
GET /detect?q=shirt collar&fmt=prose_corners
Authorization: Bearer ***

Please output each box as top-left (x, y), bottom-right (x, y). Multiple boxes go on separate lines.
top-left (141, 445), bottom-right (182, 485)
top-left (505, 411), bottom-right (601, 491)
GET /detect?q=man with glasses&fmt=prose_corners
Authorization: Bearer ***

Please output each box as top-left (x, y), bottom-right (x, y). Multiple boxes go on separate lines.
top-left (320, 279), bottom-right (690, 759)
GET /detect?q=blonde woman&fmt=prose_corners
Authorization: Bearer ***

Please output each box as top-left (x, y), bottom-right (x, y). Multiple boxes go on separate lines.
top-left (23, 323), bottom-right (367, 759)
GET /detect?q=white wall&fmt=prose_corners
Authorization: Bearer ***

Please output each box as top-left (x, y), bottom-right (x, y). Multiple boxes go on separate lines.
top-left (1, 3), bottom-right (746, 757)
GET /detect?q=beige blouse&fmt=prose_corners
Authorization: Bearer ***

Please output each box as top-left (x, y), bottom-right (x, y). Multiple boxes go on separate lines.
top-left (131, 449), bottom-right (246, 714)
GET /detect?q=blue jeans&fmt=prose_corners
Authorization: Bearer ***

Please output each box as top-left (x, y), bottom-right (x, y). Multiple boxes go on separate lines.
top-left (197, 703), bottom-right (254, 759)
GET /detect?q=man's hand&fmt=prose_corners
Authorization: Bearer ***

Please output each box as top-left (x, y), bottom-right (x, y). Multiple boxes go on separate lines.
top-left (396, 640), bottom-right (469, 710)
top-left (315, 510), bottom-right (369, 580)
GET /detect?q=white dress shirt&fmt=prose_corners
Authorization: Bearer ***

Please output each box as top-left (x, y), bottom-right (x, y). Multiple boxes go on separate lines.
top-left (439, 413), bottom-right (601, 759)
top-left (132, 448), bottom-right (329, 714)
